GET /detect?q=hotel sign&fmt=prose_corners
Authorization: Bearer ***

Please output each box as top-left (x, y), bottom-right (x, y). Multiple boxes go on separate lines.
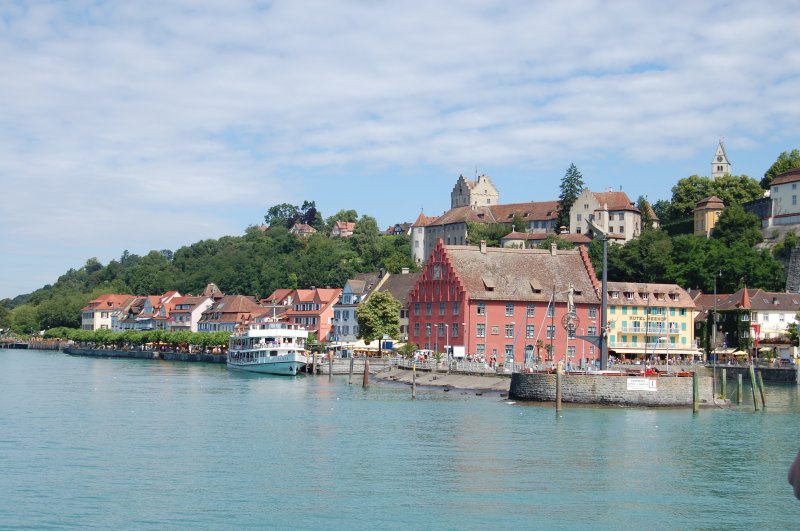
top-left (629, 316), bottom-right (666, 321)
top-left (627, 378), bottom-right (658, 392)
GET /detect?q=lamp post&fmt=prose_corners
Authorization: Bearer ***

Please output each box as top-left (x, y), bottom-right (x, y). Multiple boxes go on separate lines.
top-left (444, 323), bottom-right (450, 374)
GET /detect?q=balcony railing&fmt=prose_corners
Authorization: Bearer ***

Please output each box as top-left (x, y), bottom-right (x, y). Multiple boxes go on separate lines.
top-left (619, 325), bottom-right (681, 335)
top-left (610, 341), bottom-right (680, 350)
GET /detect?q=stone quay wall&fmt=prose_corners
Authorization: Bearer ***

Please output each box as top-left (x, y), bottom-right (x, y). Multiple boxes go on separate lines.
top-left (509, 372), bottom-right (713, 407)
top-left (712, 365), bottom-right (799, 384)
top-left (65, 347), bottom-right (226, 364)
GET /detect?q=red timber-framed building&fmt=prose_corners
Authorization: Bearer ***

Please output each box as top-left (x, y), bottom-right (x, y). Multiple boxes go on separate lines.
top-left (407, 240), bottom-right (602, 366)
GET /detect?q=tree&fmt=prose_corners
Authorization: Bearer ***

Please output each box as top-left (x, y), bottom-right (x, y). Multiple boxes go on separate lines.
top-left (536, 235), bottom-right (574, 250)
top-left (356, 291), bottom-right (401, 355)
top-left (397, 342), bottom-right (418, 359)
top-left (264, 203), bottom-right (301, 228)
top-left (670, 174), bottom-right (763, 219)
top-left (326, 209), bottom-right (359, 230)
top-left (670, 175), bottom-right (714, 219)
top-left (351, 215), bottom-right (381, 268)
top-left (466, 222), bottom-right (512, 247)
top-left (652, 199), bottom-right (672, 224)
top-left (636, 196), bottom-right (655, 231)
top-left (762, 149), bottom-right (800, 189)
top-left (557, 163), bottom-right (584, 231)
top-left (710, 204), bottom-right (762, 247)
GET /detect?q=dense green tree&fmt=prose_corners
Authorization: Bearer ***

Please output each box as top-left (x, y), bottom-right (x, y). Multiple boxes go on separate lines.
top-left (264, 203), bottom-right (301, 228)
top-left (350, 215), bottom-right (381, 268)
top-left (356, 291), bottom-right (401, 354)
top-left (9, 304), bottom-right (39, 335)
top-left (652, 199), bottom-right (672, 223)
top-left (761, 149), bottom-right (800, 189)
top-left (557, 163), bottom-right (584, 231)
top-left (536, 235), bottom-right (574, 250)
top-left (466, 222), bottom-right (512, 247)
top-left (636, 196), bottom-right (656, 231)
top-left (772, 231), bottom-right (798, 260)
top-left (670, 174), bottom-right (763, 219)
top-left (0, 299), bottom-right (12, 330)
top-left (710, 204), bottom-right (762, 247)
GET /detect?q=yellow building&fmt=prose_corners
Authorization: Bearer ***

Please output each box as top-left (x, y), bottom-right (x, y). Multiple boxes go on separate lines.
top-left (606, 282), bottom-right (701, 361)
top-left (693, 196), bottom-right (725, 238)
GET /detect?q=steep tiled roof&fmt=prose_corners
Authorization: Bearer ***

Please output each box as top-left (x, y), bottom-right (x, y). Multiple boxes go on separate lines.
top-left (501, 232), bottom-right (592, 244)
top-left (771, 168), bottom-right (800, 186)
top-left (490, 200), bottom-right (560, 222)
top-left (81, 293), bottom-right (137, 312)
top-left (443, 245), bottom-right (600, 304)
top-left (264, 288), bottom-right (294, 305)
top-left (696, 196), bottom-right (725, 209)
top-left (593, 191), bottom-right (638, 212)
top-left (433, 205), bottom-right (497, 225)
top-left (412, 212), bottom-right (438, 227)
top-left (607, 282), bottom-right (696, 308)
top-left (377, 271), bottom-right (422, 304)
top-left (692, 289), bottom-right (800, 312)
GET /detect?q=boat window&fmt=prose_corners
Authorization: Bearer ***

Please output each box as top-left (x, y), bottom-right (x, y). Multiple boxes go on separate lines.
top-left (270, 351), bottom-right (278, 356)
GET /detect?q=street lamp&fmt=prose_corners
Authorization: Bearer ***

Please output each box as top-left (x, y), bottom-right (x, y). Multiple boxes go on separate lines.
top-left (444, 323), bottom-right (450, 374)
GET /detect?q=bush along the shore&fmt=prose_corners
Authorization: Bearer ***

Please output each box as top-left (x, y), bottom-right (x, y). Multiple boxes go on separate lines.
top-left (44, 327), bottom-right (231, 352)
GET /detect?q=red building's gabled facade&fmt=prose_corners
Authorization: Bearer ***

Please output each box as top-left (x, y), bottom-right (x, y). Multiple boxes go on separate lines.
top-left (407, 240), bottom-right (602, 366)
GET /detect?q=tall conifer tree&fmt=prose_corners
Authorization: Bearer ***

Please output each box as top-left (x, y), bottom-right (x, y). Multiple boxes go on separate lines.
top-left (557, 163), bottom-right (584, 232)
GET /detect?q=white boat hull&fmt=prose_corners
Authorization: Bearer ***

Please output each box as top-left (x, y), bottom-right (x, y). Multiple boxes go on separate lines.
top-left (227, 353), bottom-right (308, 376)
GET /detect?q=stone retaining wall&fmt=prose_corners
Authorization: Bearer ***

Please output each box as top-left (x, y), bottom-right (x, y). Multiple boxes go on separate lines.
top-left (509, 372), bottom-right (713, 407)
top-left (713, 365), bottom-right (799, 384)
top-left (65, 347), bottom-right (226, 364)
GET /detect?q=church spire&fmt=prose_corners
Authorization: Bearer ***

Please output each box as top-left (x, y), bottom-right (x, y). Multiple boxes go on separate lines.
top-left (711, 140), bottom-right (731, 179)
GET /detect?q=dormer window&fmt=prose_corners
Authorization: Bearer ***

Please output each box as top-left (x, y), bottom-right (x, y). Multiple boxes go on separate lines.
top-left (624, 292), bottom-right (634, 300)
top-left (610, 291), bottom-right (619, 299)
top-left (640, 292), bottom-right (649, 300)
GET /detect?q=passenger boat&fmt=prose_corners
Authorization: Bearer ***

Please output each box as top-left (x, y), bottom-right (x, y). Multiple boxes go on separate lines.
top-left (227, 319), bottom-right (308, 375)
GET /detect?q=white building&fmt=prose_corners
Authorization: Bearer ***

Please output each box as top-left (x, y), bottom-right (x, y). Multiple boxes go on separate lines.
top-left (569, 188), bottom-right (642, 243)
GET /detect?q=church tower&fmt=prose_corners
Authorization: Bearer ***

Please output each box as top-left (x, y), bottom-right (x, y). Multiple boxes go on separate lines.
top-left (711, 141), bottom-right (731, 179)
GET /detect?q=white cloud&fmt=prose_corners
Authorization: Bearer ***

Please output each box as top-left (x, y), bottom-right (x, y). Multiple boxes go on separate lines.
top-left (1, 0), bottom-right (799, 298)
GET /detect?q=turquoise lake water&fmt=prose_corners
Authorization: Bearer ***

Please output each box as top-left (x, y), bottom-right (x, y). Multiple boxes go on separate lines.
top-left (1, 348), bottom-right (800, 530)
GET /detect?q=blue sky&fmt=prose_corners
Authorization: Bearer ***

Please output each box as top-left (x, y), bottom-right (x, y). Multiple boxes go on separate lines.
top-left (1, 0), bottom-right (799, 299)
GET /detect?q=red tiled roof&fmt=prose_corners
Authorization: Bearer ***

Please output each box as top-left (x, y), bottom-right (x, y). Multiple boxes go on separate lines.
top-left (441, 244), bottom-right (600, 304)
top-left (607, 282), bottom-right (696, 308)
top-left (696, 196), bottom-right (725, 209)
top-left (412, 212), bottom-right (439, 227)
top-left (81, 293), bottom-right (136, 312)
top-left (771, 168), bottom-right (800, 186)
top-left (501, 232), bottom-right (591, 244)
top-left (592, 191), bottom-right (638, 212)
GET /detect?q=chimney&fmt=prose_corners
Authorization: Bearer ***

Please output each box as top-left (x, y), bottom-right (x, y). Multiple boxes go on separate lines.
top-left (551, 241), bottom-right (557, 256)
top-left (480, 240), bottom-right (487, 254)
top-left (401, 267), bottom-right (410, 274)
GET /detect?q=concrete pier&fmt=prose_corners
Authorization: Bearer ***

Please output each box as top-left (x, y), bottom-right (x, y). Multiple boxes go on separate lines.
top-left (510, 371), bottom-right (714, 407)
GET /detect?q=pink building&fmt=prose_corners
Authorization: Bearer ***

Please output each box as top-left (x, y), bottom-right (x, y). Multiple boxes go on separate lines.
top-left (407, 240), bottom-right (601, 366)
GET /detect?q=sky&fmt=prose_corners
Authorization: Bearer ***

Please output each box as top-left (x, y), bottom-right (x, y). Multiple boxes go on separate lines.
top-left (1, 0), bottom-right (799, 299)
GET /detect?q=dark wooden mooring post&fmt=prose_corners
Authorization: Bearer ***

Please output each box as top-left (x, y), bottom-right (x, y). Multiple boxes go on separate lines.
top-left (758, 371), bottom-right (766, 407)
top-left (748, 365), bottom-right (760, 411)
top-left (348, 356), bottom-right (354, 385)
top-left (363, 359), bottom-right (370, 389)
top-left (312, 353), bottom-right (317, 375)
top-left (692, 371), bottom-right (699, 414)
top-left (328, 353), bottom-right (333, 382)
top-left (721, 368), bottom-right (727, 400)
top-left (737, 374), bottom-right (743, 404)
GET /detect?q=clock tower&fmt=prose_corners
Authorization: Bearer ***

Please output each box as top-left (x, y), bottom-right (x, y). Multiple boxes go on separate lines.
top-left (711, 140), bottom-right (731, 179)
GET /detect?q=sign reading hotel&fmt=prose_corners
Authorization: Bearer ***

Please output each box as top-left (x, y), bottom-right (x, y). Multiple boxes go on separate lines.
top-left (627, 378), bottom-right (658, 392)
top-left (629, 316), bottom-right (666, 321)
